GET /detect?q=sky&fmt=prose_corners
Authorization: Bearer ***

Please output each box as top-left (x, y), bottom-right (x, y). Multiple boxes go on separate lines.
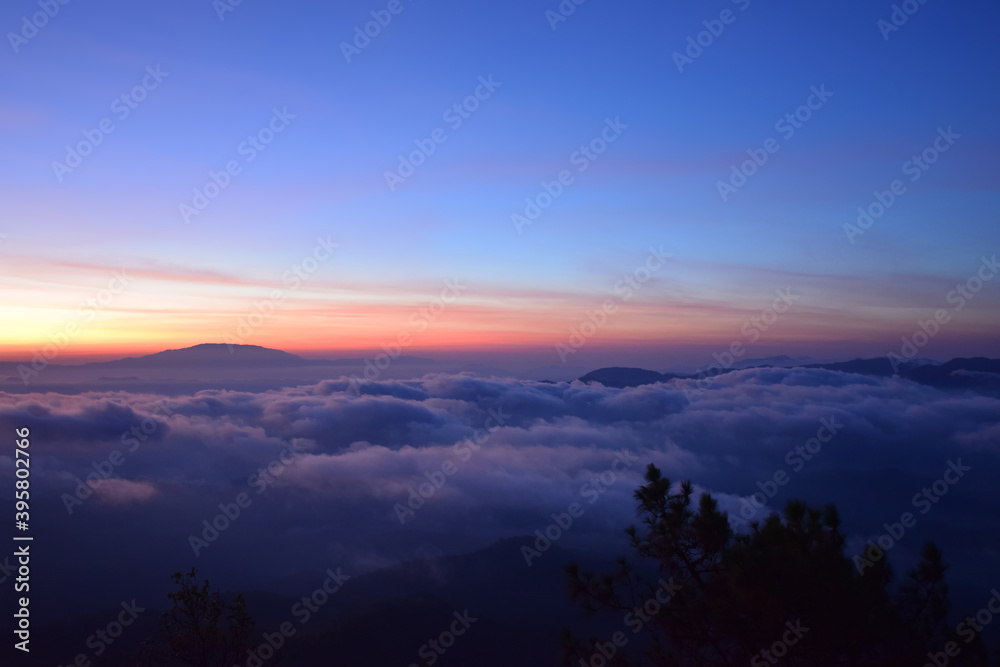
top-left (1, 0), bottom-right (998, 365)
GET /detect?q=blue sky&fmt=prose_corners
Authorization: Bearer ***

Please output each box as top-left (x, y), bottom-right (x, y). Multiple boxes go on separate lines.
top-left (1, 0), bottom-right (998, 360)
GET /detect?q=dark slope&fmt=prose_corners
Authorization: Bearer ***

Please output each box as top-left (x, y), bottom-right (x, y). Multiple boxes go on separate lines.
top-left (578, 367), bottom-right (684, 388)
top-left (576, 357), bottom-right (1000, 394)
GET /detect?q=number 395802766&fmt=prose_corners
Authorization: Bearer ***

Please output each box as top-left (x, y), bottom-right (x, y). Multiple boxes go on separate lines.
top-left (15, 428), bottom-right (30, 530)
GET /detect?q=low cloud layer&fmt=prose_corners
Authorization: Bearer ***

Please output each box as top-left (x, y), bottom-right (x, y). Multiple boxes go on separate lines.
top-left (2, 368), bottom-right (997, 619)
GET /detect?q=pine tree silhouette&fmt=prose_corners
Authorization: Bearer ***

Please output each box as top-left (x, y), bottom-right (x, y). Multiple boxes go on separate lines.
top-left (138, 567), bottom-right (255, 667)
top-left (563, 463), bottom-right (990, 666)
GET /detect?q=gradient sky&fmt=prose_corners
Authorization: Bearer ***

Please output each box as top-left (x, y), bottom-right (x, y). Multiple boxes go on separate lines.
top-left (1, 0), bottom-right (998, 363)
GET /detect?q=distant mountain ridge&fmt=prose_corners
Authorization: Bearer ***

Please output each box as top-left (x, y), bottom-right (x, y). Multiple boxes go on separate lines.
top-left (1, 345), bottom-right (996, 394)
top-left (91, 343), bottom-right (311, 367)
top-left (803, 357), bottom-right (908, 377)
top-left (0, 343), bottom-right (435, 370)
top-left (576, 357), bottom-right (1000, 393)
top-left (731, 354), bottom-right (815, 369)
top-left (902, 357), bottom-right (1000, 388)
top-left (577, 367), bottom-right (683, 388)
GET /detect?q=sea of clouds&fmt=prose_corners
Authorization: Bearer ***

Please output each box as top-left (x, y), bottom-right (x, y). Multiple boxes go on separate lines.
top-left (1, 367), bottom-right (997, 619)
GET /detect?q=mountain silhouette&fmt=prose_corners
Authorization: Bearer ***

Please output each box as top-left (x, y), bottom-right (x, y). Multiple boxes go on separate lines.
top-left (731, 354), bottom-right (815, 369)
top-left (577, 357), bottom-right (1000, 394)
top-left (0, 344), bottom-right (435, 371)
top-left (91, 343), bottom-right (313, 367)
top-left (578, 367), bottom-right (683, 388)
top-left (902, 356), bottom-right (1000, 389)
